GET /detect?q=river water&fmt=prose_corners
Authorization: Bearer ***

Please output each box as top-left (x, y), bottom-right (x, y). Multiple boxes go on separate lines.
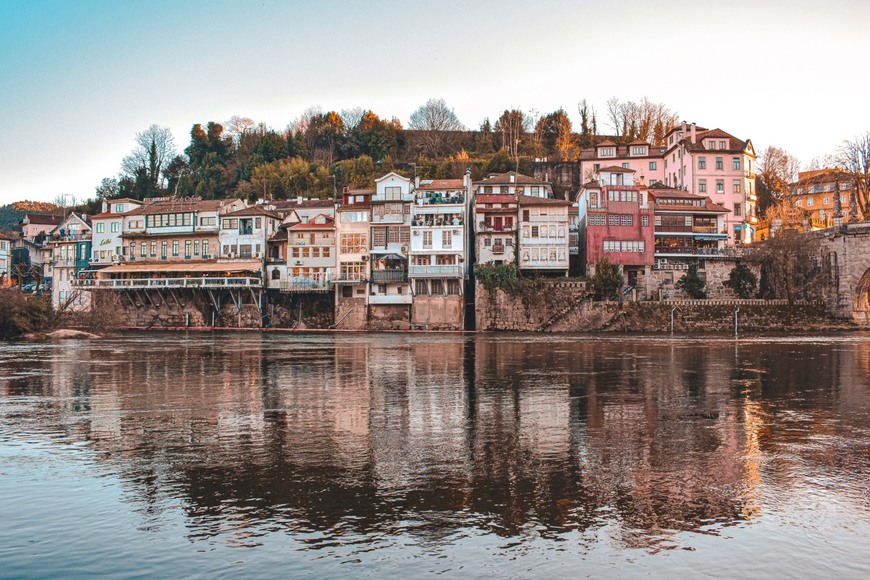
top-left (0, 332), bottom-right (868, 578)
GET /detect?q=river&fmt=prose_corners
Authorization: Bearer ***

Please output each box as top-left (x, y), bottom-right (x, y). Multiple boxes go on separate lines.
top-left (0, 332), bottom-right (868, 578)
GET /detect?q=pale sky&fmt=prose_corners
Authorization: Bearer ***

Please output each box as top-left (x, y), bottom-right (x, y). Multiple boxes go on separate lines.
top-left (1, 0), bottom-right (868, 205)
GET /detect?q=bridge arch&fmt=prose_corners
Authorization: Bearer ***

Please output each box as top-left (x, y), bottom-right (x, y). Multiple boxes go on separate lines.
top-left (852, 265), bottom-right (870, 319)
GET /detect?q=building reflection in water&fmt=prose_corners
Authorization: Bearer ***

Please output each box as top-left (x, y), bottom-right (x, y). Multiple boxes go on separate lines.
top-left (1, 333), bottom-right (868, 550)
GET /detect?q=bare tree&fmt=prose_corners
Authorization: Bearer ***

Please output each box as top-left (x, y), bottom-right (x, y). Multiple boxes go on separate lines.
top-left (836, 131), bottom-right (870, 218)
top-left (408, 98), bottom-right (465, 157)
top-left (340, 107), bottom-right (366, 133)
top-left (494, 109), bottom-right (531, 160)
top-left (604, 97), bottom-right (678, 145)
top-left (225, 115), bottom-right (256, 143)
top-left (121, 125), bottom-right (177, 187)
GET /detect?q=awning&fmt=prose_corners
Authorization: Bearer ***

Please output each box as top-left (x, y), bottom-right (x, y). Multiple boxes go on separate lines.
top-left (98, 261), bottom-right (261, 274)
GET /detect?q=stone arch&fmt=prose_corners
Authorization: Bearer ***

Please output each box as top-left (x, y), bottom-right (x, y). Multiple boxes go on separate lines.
top-left (852, 266), bottom-right (870, 317)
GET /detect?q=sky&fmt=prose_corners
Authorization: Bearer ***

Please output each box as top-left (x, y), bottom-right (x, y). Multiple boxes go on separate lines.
top-left (1, 0), bottom-right (869, 205)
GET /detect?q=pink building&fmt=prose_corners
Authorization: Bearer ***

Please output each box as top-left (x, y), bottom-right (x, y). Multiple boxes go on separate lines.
top-left (579, 140), bottom-right (666, 187)
top-left (577, 167), bottom-right (654, 287)
top-left (663, 123), bottom-right (757, 244)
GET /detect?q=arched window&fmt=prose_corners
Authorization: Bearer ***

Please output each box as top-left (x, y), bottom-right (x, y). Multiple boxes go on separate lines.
top-left (271, 268), bottom-right (281, 280)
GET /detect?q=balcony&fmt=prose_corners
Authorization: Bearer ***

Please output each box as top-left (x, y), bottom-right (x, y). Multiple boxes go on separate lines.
top-left (492, 244), bottom-right (505, 254)
top-left (371, 269), bottom-right (408, 283)
top-left (73, 277), bottom-right (262, 289)
top-left (478, 222), bottom-right (516, 233)
top-left (409, 265), bottom-right (463, 278)
top-left (417, 193), bottom-right (465, 205)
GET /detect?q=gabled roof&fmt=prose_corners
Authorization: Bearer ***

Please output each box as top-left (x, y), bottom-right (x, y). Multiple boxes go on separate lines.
top-left (23, 213), bottom-right (62, 226)
top-left (517, 194), bottom-right (571, 207)
top-left (106, 198), bottom-right (144, 205)
top-left (272, 198), bottom-right (336, 210)
top-left (599, 165), bottom-right (636, 173)
top-left (288, 214), bottom-right (335, 230)
top-left (375, 172), bottom-right (410, 183)
top-left (683, 128), bottom-right (752, 154)
top-left (628, 139), bottom-right (649, 146)
top-left (597, 140), bottom-right (617, 146)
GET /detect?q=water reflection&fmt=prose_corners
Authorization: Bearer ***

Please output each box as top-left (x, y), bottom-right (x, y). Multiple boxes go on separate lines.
top-left (1, 333), bottom-right (868, 560)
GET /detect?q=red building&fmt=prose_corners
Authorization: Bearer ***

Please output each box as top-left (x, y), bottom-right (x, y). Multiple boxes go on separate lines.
top-left (577, 167), bottom-right (654, 287)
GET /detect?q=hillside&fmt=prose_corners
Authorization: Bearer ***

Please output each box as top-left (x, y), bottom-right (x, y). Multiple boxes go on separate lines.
top-left (0, 201), bottom-right (59, 233)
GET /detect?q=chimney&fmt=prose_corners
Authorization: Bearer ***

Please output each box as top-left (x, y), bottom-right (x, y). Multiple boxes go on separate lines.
top-left (101, 200), bottom-right (108, 213)
top-left (415, 176), bottom-right (420, 189)
top-left (690, 123), bottom-right (697, 144)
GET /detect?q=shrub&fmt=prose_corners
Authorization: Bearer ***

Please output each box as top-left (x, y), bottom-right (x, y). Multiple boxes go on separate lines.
top-left (0, 289), bottom-right (53, 339)
top-left (724, 262), bottom-right (758, 298)
top-left (676, 265), bottom-right (707, 299)
top-left (592, 258), bottom-right (622, 300)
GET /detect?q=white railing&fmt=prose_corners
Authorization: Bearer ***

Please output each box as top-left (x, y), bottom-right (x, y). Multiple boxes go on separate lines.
top-left (76, 277), bottom-right (262, 289)
top-left (409, 265), bottom-right (463, 277)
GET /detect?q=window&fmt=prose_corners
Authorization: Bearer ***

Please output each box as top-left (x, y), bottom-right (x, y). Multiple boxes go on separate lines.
top-left (642, 215), bottom-right (649, 227)
top-left (129, 242), bottom-right (135, 257)
top-left (484, 238), bottom-right (491, 247)
top-left (719, 140), bottom-right (726, 149)
top-left (621, 215), bottom-right (633, 226)
top-left (184, 240), bottom-right (191, 257)
top-left (841, 195), bottom-right (847, 204)
top-left (96, 223), bottom-right (105, 233)
top-left (531, 186), bottom-right (540, 196)
top-left (340, 234), bottom-right (368, 253)
top-left (699, 179), bottom-right (707, 193)
top-left (608, 214), bottom-right (620, 226)
top-left (423, 231), bottom-right (433, 248)
top-left (442, 230), bottom-right (452, 248)
top-left (140, 243), bottom-right (146, 258)
top-left (716, 180), bottom-right (724, 194)
top-left (447, 280), bottom-right (461, 295)
top-left (161, 241), bottom-right (167, 258)
top-left (172, 240), bottom-right (179, 256)
top-left (734, 203), bottom-right (742, 217)
top-left (384, 186), bottom-right (402, 200)
top-left (698, 157), bottom-right (706, 170)
top-left (199, 217), bottom-right (216, 227)
top-left (732, 158), bottom-right (740, 170)
top-left (733, 180), bottom-right (741, 193)
top-left (632, 146), bottom-right (647, 155)
top-left (150, 241), bottom-right (157, 257)
top-left (110, 222), bottom-right (119, 233)
top-left (588, 214), bottom-right (606, 226)
top-left (715, 157), bottom-right (723, 170)
top-left (415, 279), bottom-right (429, 295)
top-left (622, 163), bottom-right (629, 169)
top-left (523, 210), bottom-right (530, 221)
top-left (372, 228), bottom-right (387, 247)
top-left (531, 225), bottom-right (539, 237)
top-left (823, 197), bottom-right (830, 205)
top-left (194, 240), bottom-right (200, 255)
top-left (649, 162), bottom-right (657, 170)
top-left (600, 147), bottom-right (614, 156)
top-left (340, 211), bottom-right (368, 223)
top-left (202, 240), bottom-right (209, 256)
top-left (807, 197), bottom-right (815, 207)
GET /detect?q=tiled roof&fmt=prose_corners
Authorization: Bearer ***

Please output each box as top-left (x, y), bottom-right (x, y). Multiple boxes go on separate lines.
top-left (288, 214), bottom-right (335, 230)
top-left (23, 214), bottom-right (62, 225)
top-left (272, 199), bottom-right (336, 210)
top-left (125, 198), bottom-right (234, 216)
top-left (648, 189), bottom-right (729, 213)
top-left (224, 205), bottom-right (281, 219)
top-left (597, 140), bottom-right (617, 146)
top-left (682, 128), bottom-right (749, 153)
top-left (599, 165), bottom-right (636, 173)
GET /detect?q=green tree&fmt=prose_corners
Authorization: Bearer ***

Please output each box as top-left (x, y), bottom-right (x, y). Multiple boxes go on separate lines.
top-left (592, 258), bottom-right (623, 300)
top-left (676, 265), bottom-right (707, 298)
top-left (724, 263), bottom-right (758, 298)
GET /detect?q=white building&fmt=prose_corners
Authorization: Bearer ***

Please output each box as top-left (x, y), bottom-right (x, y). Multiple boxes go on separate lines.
top-left (369, 172), bottom-right (413, 308)
top-left (0, 235), bottom-right (11, 284)
top-left (219, 205), bottom-right (281, 261)
top-left (409, 176), bottom-right (470, 329)
top-left (90, 198), bottom-right (144, 266)
top-left (49, 213), bottom-right (92, 309)
top-left (517, 195), bottom-right (571, 275)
